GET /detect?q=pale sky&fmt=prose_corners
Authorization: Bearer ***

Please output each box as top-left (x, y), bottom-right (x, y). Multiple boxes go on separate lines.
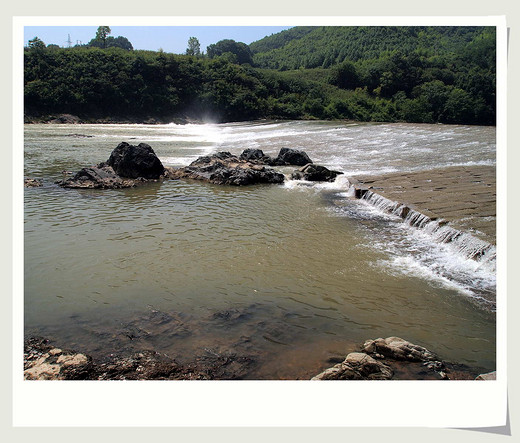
top-left (24, 26), bottom-right (293, 54)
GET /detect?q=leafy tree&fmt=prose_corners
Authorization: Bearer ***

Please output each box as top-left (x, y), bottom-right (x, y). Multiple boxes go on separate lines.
top-left (414, 80), bottom-right (450, 121)
top-left (328, 60), bottom-right (360, 89)
top-left (95, 26), bottom-right (111, 49)
top-left (27, 37), bottom-right (45, 50)
top-left (442, 88), bottom-right (476, 124)
top-left (87, 35), bottom-right (133, 50)
top-left (186, 37), bottom-right (201, 56)
top-left (207, 39), bottom-right (253, 65)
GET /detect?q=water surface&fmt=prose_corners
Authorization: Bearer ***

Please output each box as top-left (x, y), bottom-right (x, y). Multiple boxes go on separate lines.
top-left (24, 121), bottom-right (497, 378)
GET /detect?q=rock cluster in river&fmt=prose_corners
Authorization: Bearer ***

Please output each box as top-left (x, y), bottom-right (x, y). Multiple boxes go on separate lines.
top-left (57, 142), bottom-right (167, 189)
top-left (55, 141), bottom-right (342, 189)
top-left (167, 151), bottom-right (285, 186)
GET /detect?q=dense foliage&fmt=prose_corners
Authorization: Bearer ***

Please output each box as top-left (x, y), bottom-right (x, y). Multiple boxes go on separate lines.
top-left (206, 39), bottom-right (253, 65)
top-left (24, 26), bottom-right (496, 125)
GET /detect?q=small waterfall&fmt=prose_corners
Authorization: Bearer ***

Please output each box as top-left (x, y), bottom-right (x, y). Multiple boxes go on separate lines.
top-left (361, 190), bottom-right (410, 218)
top-left (352, 185), bottom-right (495, 266)
top-left (403, 209), bottom-right (432, 229)
top-left (423, 220), bottom-right (496, 265)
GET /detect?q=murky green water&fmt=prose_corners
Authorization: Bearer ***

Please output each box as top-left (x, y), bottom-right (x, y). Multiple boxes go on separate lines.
top-left (24, 121), bottom-right (496, 378)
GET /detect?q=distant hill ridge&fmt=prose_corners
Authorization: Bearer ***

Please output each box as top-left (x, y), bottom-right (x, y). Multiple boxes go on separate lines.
top-left (250, 26), bottom-right (495, 70)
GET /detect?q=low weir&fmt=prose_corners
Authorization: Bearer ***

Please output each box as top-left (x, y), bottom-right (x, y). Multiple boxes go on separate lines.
top-left (351, 183), bottom-right (496, 269)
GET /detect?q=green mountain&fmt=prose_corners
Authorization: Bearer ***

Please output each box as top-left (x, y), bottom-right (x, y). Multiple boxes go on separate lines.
top-left (251, 26), bottom-right (495, 70)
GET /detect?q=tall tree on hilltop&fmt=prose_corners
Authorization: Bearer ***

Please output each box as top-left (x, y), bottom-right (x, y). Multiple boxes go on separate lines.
top-left (27, 37), bottom-right (45, 50)
top-left (186, 37), bottom-right (201, 56)
top-left (95, 26), bottom-right (111, 49)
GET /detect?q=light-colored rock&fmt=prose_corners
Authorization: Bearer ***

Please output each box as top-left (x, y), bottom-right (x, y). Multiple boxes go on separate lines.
top-left (312, 352), bottom-right (393, 380)
top-left (24, 347), bottom-right (91, 380)
top-left (476, 371), bottom-right (496, 380)
top-left (24, 353), bottom-right (61, 380)
top-left (363, 336), bottom-right (437, 362)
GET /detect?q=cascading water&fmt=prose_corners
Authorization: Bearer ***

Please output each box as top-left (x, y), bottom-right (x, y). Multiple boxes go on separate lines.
top-left (356, 186), bottom-right (496, 267)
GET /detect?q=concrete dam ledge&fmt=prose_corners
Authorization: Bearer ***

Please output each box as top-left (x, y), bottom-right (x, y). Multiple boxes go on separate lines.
top-left (347, 165), bottom-right (496, 264)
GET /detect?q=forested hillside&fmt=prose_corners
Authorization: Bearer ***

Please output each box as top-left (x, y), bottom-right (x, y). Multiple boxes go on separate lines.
top-left (24, 26), bottom-right (496, 125)
top-left (250, 26), bottom-right (493, 69)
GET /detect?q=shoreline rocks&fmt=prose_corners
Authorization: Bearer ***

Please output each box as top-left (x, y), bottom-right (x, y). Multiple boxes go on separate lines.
top-left (312, 336), bottom-right (489, 381)
top-left (362, 336), bottom-right (438, 362)
top-left (24, 336), bottom-right (255, 380)
top-left (312, 352), bottom-right (393, 380)
top-left (24, 334), bottom-right (493, 381)
top-left (24, 337), bottom-right (93, 380)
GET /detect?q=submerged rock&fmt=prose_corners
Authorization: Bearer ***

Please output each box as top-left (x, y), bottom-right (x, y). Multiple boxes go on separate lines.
top-left (169, 152), bottom-right (285, 186)
top-left (312, 352), bottom-right (393, 380)
top-left (24, 178), bottom-right (42, 187)
top-left (362, 336), bottom-right (438, 362)
top-left (291, 164), bottom-right (342, 182)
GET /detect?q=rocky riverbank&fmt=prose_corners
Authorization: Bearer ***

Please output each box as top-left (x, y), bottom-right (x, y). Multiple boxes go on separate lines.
top-left (24, 335), bottom-right (493, 381)
top-left (24, 113), bottom-right (198, 125)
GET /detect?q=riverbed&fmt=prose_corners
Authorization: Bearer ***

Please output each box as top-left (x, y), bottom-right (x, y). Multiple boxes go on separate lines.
top-left (23, 120), bottom-right (497, 379)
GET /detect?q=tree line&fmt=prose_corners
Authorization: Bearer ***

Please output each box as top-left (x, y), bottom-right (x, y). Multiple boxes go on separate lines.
top-left (24, 26), bottom-right (496, 125)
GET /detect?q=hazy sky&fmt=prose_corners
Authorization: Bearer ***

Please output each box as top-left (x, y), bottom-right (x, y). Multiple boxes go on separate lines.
top-left (24, 26), bottom-right (293, 54)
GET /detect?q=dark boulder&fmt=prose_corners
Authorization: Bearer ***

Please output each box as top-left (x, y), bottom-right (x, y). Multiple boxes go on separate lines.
top-left (273, 147), bottom-right (313, 166)
top-left (168, 152), bottom-right (285, 186)
top-left (57, 165), bottom-right (138, 189)
top-left (106, 142), bottom-right (165, 179)
top-left (291, 164), bottom-right (343, 182)
top-left (239, 148), bottom-right (275, 165)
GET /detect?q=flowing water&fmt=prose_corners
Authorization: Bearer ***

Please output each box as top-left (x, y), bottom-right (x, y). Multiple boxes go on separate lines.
top-left (23, 120), bottom-right (497, 379)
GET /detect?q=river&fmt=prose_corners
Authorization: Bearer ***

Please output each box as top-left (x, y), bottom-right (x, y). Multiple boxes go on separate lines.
top-left (23, 120), bottom-right (497, 379)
